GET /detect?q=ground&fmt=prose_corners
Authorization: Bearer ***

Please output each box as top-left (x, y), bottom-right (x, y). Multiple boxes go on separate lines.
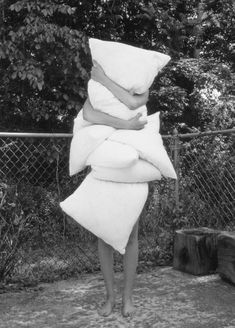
top-left (0, 267), bottom-right (235, 328)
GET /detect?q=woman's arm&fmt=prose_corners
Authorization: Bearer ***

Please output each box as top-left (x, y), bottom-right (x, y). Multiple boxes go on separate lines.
top-left (91, 61), bottom-right (149, 110)
top-left (83, 98), bottom-right (147, 130)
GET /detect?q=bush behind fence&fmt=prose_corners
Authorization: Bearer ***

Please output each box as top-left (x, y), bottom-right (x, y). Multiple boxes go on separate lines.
top-left (0, 130), bottom-right (234, 283)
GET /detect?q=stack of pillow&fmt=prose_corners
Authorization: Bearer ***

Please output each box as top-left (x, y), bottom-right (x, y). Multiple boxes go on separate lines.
top-left (60, 38), bottom-right (176, 254)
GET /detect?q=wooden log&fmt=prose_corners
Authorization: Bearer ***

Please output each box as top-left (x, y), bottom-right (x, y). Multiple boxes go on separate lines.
top-left (173, 227), bottom-right (219, 275)
top-left (217, 232), bottom-right (235, 285)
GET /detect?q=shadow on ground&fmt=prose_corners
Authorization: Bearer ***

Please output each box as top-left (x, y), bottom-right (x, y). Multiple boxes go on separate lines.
top-left (0, 267), bottom-right (235, 328)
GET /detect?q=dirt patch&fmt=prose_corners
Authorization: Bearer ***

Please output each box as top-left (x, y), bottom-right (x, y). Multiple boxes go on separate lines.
top-left (0, 267), bottom-right (235, 328)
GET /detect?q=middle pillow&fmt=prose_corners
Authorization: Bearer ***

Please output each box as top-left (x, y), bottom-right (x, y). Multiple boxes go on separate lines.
top-left (91, 159), bottom-right (162, 183)
top-left (86, 140), bottom-right (139, 169)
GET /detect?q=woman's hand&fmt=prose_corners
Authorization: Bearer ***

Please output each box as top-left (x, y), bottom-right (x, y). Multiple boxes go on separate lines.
top-left (91, 60), bottom-right (107, 85)
top-left (126, 113), bottom-right (147, 130)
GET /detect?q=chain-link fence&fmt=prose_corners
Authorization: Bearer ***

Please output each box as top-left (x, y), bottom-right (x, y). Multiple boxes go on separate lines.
top-left (0, 130), bottom-right (234, 283)
top-left (0, 133), bottom-right (72, 187)
top-left (170, 129), bottom-right (234, 229)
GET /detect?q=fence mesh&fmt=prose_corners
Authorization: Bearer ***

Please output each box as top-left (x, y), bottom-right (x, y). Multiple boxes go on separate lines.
top-left (0, 136), bottom-right (70, 187)
top-left (177, 132), bottom-right (234, 229)
top-left (0, 130), bottom-right (234, 283)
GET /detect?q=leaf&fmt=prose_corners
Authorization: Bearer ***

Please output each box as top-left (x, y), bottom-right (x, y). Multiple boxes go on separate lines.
top-left (21, 72), bottom-right (26, 80)
top-left (9, 3), bottom-right (22, 12)
top-left (67, 7), bottom-right (73, 15)
top-left (37, 82), bottom-right (44, 91)
top-left (42, 9), bottom-right (49, 16)
top-left (0, 49), bottom-right (6, 59)
top-left (13, 215), bottom-right (20, 225)
top-left (11, 72), bottom-right (17, 79)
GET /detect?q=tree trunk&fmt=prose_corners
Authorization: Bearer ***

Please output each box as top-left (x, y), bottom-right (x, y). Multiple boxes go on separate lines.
top-left (173, 227), bottom-right (219, 275)
top-left (193, 1), bottom-right (205, 59)
top-left (217, 232), bottom-right (235, 285)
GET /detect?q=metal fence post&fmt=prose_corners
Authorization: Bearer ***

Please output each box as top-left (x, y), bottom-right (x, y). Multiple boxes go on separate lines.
top-left (173, 128), bottom-right (180, 214)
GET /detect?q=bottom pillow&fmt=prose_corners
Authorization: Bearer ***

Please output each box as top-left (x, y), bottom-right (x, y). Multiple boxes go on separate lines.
top-left (91, 159), bottom-right (162, 183)
top-left (60, 173), bottom-right (148, 254)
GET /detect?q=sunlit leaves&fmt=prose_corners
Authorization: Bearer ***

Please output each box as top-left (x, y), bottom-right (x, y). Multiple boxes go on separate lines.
top-left (0, 0), bottom-right (234, 132)
top-left (0, 0), bottom-right (89, 131)
top-left (149, 58), bottom-right (234, 134)
top-left (10, 1), bottom-right (76, 17)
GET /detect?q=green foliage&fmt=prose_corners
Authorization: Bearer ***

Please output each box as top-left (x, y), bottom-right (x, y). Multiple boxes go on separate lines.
top-left (0, 0), bottom-right (234, 132)
top-left (202, 0), bottom-right (235, 65)
top-left (0, 181), bottom-right (67, 282)
top-left (0, 182), bottom-right (31, 280)
top-left (70, 0), bottom-right (234, 61)
top-left (149, 58), bottom-right (235, 133)
top-left (0, 0), bottom-right (90, 132)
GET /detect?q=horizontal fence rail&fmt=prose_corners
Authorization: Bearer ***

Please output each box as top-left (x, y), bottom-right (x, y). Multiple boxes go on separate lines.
top-left (0, 129), bottom-right (234, 282)
top-left (1, 127), bottom-right (234, 138)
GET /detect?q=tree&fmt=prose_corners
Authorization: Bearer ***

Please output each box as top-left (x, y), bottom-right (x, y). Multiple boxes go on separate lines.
top-left (0, 0), bottom-right (234, 132)
top-left (0, 0), bottom-right (90, 132)
top-left (149, 58), bottom-right (235, 133)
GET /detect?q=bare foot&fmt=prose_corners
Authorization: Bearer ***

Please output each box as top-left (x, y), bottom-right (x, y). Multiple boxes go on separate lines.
top-left (122, 298), bottom-right (135, 317)
top-left (97, 298), bottom-right (115, 317)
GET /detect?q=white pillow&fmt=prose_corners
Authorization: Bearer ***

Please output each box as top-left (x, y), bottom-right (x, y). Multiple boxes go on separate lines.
top-left (60, 173), bottom-right (148, 254)
top-left (88, 38), bottom-right (170, 120)
top-left (69, 124), bottom-right (114, 176)
top-left (86, 140), bottom-right (139, 168)
top-left (109, 129), bottom-right (177, 179)
top-left (91, 159), bottom-right (162, 183)
top-left (69, 112), bottom-right (164, 176)
top-left (89, 38), bottom-right (171, 94)
top-left (146, 112), bottom-right (160, 133)
top-left (72, 110), bottom-right (91, 134)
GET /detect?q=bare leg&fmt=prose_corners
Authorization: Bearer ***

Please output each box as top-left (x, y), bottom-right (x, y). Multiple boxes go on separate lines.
top-left (122, 219), bottom-right (139, 317)
top-left (97, 238), bottom-right (115, 316)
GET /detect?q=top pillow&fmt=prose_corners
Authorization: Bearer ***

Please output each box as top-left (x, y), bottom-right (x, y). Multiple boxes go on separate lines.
top-left (89, 38), bottom-right (171, 94)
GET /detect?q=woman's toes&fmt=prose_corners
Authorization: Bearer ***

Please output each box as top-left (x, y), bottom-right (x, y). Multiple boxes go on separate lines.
top-left (97, 299), bottom-right (115, 317)
top-left (122, 299), bottom-right (135, 317)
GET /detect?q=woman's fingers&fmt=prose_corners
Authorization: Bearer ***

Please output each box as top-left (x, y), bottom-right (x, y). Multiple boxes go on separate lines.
top-left (135, 113), bottom-right (147, 124)
top-left (92, 60), bottom-right (103, 71)
top-left (128, 114), bottom-right (147, 130)
top-left (139, 119), bottom-right (147, 126)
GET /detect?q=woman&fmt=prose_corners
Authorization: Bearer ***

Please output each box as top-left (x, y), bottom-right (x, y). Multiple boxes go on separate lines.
top-left (83, 61), bottom-right (149, 317)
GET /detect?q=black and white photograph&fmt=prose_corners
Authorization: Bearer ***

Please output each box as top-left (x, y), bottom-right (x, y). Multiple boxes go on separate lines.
top-left (0, 0), bottom-right (234, 327)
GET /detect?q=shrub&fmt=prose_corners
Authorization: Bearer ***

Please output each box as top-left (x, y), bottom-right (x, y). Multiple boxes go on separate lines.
top-left (0, 182), bottom-right (31, 280)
